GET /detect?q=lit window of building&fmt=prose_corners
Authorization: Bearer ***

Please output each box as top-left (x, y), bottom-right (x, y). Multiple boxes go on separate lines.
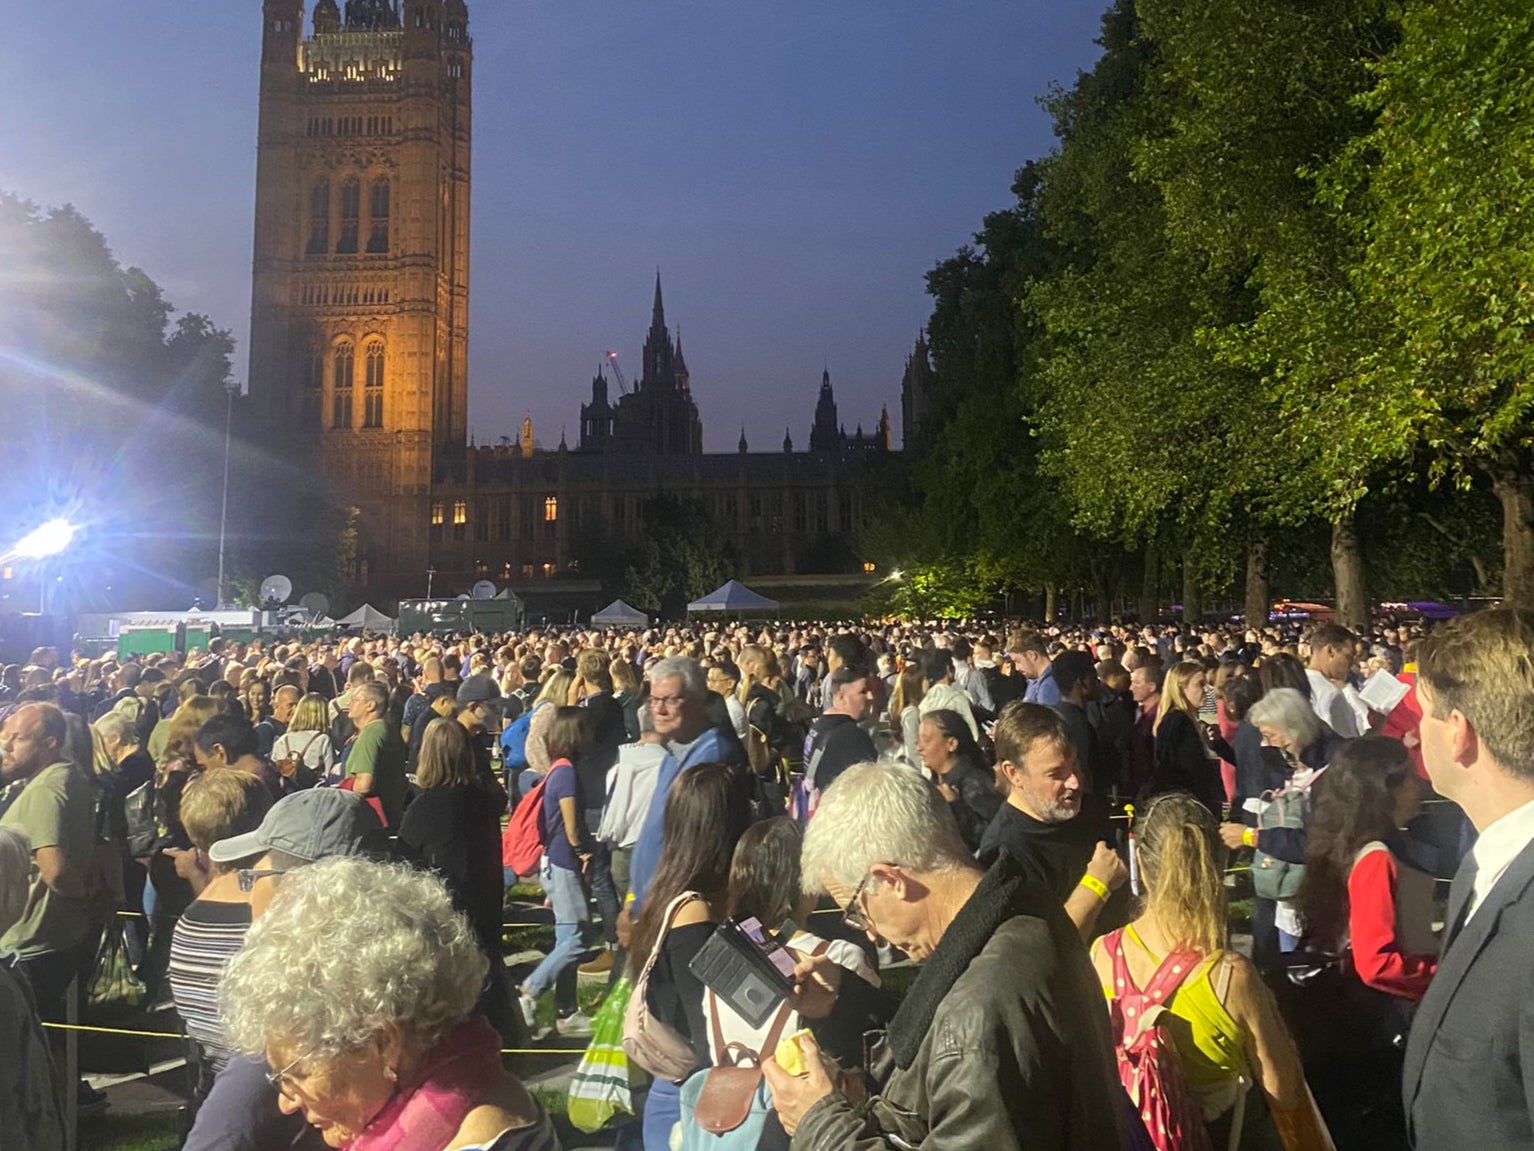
top-left (453, 501), bottom-right (467, 524)
top-left (544, 496), bottom-right (558, 522)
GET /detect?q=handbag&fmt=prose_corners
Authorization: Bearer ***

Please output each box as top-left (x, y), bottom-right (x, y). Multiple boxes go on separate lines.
top-left (677, 994), bottom-right (794, 1150)
top-left (568, 977), bottom-right (639, 1133)
top-left (1252, 769), bottom-right (1326, 902)
top-left (87, 918), bottom-right (146, 1012)
top-left (623, 891), bottom-right (706, 1082)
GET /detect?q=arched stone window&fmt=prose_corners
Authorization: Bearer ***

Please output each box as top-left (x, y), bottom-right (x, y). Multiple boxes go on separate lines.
top-left (337, 178), bottom-right (360, 253)
top-left (332, 342), bottom-right (355, 428)
top-left (363, 340), bottom-right (384, 427)
top-left (367, 178), bottom-right (390, 253)
top-left (307, 179), bottom-right (330, 254)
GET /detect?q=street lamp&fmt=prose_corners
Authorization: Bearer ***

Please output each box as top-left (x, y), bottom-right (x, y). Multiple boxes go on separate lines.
top-left (6, 519), bottom-right (78, 614)
top-left (12, 519), bottom-right (76, 560)
top-left (216, 380), bottom-right (239, 609)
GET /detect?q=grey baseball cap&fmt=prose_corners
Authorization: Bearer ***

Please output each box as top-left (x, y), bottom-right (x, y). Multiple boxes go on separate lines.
top-left (208, 788), bottom-right (384, 865)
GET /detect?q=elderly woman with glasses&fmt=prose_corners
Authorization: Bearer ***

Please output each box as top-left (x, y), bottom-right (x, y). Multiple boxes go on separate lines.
top-left (219, 857), bottom-right (558, 1151)
top-left (763, 761), bottom-right (1126, 1151)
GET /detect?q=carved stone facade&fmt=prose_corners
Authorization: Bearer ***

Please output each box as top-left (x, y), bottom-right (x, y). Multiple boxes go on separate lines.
top-left (248, 2), bottom-right (890, 602)
top-left (248, 0), bottom-right (471, 591)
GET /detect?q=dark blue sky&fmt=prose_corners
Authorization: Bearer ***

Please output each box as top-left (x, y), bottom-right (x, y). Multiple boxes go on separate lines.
top-left (0, 2), bottom-right (1106, 452)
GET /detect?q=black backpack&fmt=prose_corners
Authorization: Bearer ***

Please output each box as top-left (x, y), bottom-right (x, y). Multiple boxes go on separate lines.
top-left (122, 778), bottom-right (157, 858)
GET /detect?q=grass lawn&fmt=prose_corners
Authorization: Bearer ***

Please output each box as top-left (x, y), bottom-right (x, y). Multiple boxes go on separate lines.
top-left (85, 1111), bottom-right (183, 1151)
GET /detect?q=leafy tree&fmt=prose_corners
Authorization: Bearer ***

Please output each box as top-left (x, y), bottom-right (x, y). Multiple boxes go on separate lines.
top-left (1027, 1), bottom-right (1269, 621)
top-left (1325, 0), bottom-right (1534, 606)
top-left (1124, 0), bottom-right (1401, 627)
top-left (0, 192), bottom-right (243, 610)
top-left (618, 494), bottom-right (734, 617)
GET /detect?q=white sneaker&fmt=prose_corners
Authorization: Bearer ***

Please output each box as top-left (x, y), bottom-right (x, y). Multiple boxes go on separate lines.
top-left (557, 1011), bottom-right (595, 1039)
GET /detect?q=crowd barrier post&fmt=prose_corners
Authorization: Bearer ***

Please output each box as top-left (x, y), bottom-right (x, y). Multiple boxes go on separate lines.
top-left (65, 973), bottom-right (79, 1151)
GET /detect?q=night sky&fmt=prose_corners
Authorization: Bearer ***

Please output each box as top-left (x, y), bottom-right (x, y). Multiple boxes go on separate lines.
top-left (0, 2), bottom-right (1106, 452)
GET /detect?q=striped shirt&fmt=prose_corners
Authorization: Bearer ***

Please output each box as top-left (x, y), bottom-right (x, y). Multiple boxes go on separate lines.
top-left (167, 899), bottom-right (252, 1070)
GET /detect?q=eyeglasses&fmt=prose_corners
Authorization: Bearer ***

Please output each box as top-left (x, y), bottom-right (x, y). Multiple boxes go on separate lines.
top-left (266, 1047), bottom-right (319, 1098)
top-left (649, 695), bottom-right (688, 711)
top-left (842, 869), bottom-right (882, 934)
top-left (237, 867), bottom-right (287, 893)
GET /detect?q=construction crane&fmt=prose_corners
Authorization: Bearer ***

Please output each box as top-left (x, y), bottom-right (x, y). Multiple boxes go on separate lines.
top-left (604, 350), bottom-right (631, 395)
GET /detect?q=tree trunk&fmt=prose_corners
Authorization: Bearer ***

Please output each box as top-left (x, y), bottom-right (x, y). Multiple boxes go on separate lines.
top-left (1330, 511), bottom-right (1369, 630)
top-left (1044, 586), bottom-right (1057, 623)
top-left (1139, 542), bottom-right (1159, 621)
top-left (1181, 551), bottom-right (1200, 624)
top-left (1244, 538), bottom-right (1269, 629)
top-left (1493, 469), bottom-right (1534, 610)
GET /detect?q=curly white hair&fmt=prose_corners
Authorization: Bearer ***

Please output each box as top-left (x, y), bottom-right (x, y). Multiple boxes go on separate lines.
top-left (219, 857), bottom-right (489, 1058)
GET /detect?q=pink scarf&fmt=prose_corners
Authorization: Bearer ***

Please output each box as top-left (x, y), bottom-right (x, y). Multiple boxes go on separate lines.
top-left (348, 1016), bottom-right (504, 1151)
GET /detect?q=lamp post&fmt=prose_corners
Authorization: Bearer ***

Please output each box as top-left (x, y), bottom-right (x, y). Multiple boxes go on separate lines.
top-left (216, 380), bottom-right (238, 610)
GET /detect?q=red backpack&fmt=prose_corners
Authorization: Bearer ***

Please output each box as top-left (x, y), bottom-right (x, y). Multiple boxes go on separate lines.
top-left (501, 775), bottom-right (550, 878)
top-left (1103, 929), bottom-right (1213, 1151)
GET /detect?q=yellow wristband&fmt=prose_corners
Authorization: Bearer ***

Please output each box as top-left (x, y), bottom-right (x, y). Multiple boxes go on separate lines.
top-left (624, 892), bottom-right (637, 906)
top-left (1078, 874), bottom-right (1111, 904)
top-left (1242, 827), bottom-right (1257, 849)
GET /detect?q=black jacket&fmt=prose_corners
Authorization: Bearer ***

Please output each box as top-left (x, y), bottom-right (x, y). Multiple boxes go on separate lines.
top-left (396, 780), bottom-right (507, 959)
top-left (940, 754), bottom-right (1003, 853)
top-left (1147, 709), bottom-right (1227, 815)
top-left (793, 858), bottom-right (1127, 1151)
top-left (806, 715), bottom-right (877, 794)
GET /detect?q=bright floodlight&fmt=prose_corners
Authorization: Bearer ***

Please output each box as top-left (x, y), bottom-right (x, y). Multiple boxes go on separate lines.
top-left (13, 519), bottom-right (77, 560)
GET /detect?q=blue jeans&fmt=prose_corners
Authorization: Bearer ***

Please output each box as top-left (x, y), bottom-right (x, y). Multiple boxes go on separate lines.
top-left (520, 862), bottom-right (588, 998)
top-left (643, 1078), bottom-right (681, 1151)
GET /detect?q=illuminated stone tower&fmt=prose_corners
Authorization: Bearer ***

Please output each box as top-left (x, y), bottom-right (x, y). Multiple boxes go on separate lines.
top-left (248, 0), bottom-right (471, 592)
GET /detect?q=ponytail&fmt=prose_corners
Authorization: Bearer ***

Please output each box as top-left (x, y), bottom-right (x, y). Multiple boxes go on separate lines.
top-left (1137, 792), bottom-right (1227, 954)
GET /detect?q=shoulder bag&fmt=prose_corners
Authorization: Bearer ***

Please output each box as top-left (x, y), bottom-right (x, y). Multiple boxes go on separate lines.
top-left (622, 890), bottom-right (705, 1082)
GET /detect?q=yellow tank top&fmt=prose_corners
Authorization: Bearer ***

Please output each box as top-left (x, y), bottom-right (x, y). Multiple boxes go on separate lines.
top-left (1099, 924), bottom-right (1250, 1114)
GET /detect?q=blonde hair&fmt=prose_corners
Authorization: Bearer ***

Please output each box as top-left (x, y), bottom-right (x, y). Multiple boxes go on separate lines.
top-left (1418, 608), bottom-right (1534, 780)
top-left (536, 669), bottom-right (574, 709)
top-left (164, 696), bottom-right (220, 767)
top-left (609, 658), bottom-right (640, 697)
top-left (87, 719), bottom-right (117, 775)
top-left (287, 692), bottom-right (329, 735)
top-left (1154, 661), bottom-right (1205, 734)
top-left (1135, 792), bottom-right (1227, 954)
top-left (180, 769), bottom-right (273, 861)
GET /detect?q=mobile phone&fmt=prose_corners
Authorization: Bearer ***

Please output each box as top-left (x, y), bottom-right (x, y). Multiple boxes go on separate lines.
top-left (688, 917), bottom-right (795, 1028)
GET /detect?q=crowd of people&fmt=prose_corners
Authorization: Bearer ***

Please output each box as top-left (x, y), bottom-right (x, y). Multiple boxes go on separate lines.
top-left (0, 605), bottom-right (1530, 1150)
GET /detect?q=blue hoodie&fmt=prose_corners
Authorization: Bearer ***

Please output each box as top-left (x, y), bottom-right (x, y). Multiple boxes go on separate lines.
top-left (627, 725), bottom-right (737, 913)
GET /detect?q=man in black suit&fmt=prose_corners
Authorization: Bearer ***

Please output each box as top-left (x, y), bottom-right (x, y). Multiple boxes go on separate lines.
top-left (1403, 607), bottom-right (1534, 1149)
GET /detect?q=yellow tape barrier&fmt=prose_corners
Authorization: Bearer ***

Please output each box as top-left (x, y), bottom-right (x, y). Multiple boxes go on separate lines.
top-left (40, 1021), bottom-right (586, 1056)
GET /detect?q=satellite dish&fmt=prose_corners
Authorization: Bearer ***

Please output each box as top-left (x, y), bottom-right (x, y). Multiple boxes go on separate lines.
top-left (300, 591), bottom-right (331, 617)
top-left (471, 579), bottom-right (497, 600)
top-left (260, 574), bottom-right (293, 605)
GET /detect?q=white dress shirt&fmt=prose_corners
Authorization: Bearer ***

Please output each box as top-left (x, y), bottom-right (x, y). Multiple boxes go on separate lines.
top-left (1466, 797), bottom-right (1534, 922)
top-left (1307, 668), bottom-right (1360, 738)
